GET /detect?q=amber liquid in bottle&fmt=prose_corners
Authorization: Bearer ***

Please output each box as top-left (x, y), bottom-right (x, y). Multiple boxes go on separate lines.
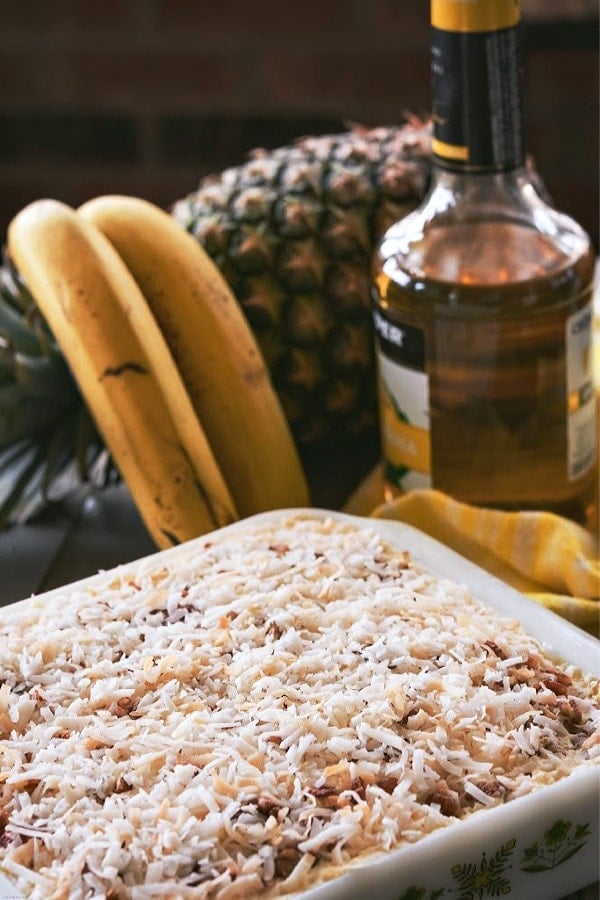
top-left (375, 216), bottom-right (597, 525)
top-left (373, 0), bottom-right (597, 526)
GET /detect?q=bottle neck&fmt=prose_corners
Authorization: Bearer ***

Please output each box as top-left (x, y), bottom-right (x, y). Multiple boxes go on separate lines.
top-left (427, 165), bottom-right (529, 202)
top-left (431, 0), bottom-right (525, 174)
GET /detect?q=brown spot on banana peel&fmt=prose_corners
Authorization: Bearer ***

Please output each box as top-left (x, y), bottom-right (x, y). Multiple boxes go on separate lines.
top-left (160, 528), bottom-right (181, 546)
top-left (101, 362), bottom-right (148, 379)
top-left (193, 476), bottom-right (236, 530)
top-left (243, 364), bottom-right (270, 389)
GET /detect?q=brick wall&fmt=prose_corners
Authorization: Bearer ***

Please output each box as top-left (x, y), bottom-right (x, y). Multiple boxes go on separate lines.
top-left (0, 0), bottom-right (597, 246)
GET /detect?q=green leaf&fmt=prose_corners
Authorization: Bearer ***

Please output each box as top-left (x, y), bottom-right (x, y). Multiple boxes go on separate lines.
top-left (0, 288), bottom-right (41, 355)
top-left (544, 820), bottom-right (571, 846)
top-left (551, 842), bottom-right (589, 867)
top-left (0, 439), bottom-right (46, 528)
top-left (521, 863), bottom-right (552, 874)
top-left (397, 887), bottom-right (427, 900)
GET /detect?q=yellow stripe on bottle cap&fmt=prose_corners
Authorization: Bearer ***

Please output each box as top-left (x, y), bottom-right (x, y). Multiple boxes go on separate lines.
top-left (431, 137), bottom-right (469, 162)
top-left (431, 0), bottom-right (520, 33)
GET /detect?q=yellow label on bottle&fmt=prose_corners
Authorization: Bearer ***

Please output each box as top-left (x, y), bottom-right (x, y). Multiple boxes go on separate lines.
top-left (431, 0), bottom-right (520, 33)
top-left (380, 390), bottom-right (431, 474)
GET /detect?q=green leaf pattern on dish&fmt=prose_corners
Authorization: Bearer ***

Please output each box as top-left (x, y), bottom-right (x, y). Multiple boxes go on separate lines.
top-left (450, 840), bottom-right (515, 898)
top-left (396, 818), bottom-right (591, 899)
top-left (520, 819), bottom-right (591, 873)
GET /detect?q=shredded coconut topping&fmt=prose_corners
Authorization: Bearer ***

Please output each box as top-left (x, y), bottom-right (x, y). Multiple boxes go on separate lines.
top-left (0, 515), bottom-right (598, 899)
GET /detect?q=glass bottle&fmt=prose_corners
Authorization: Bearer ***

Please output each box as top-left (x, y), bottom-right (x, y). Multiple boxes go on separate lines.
top-left (372, 0), bottom-right (597, 526)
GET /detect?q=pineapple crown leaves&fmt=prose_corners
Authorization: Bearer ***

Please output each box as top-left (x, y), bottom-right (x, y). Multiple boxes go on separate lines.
top-left (0, 247), bottom-right (114, 526)
top-left (0, 250), bottom-right (80, 431)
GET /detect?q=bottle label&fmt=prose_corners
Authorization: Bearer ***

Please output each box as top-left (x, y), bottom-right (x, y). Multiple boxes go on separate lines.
top-left (431, 0), bottom-right (525, 172)
top-left (372, 305), bottom-right (432, 492)
top-left (566, 300), bottom-right (597, 482)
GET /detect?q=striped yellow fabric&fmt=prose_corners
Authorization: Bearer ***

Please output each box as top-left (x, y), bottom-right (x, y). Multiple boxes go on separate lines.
top-left (371, 488), bottom-right (599, 637)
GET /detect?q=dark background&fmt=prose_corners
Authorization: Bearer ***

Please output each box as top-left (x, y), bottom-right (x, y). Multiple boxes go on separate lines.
top-left (0, 0), bottom-right (597, 247)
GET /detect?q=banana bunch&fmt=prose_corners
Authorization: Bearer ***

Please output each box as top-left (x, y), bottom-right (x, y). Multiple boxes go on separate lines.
top-left (7, 197), bottom-right (310, 548)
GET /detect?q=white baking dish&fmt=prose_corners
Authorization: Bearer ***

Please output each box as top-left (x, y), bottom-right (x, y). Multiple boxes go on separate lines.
top-left (0, 508), bottom-right (598, 899)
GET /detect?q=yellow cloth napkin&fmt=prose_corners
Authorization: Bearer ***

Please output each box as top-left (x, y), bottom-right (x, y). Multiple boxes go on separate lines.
top-left (344, 472), bottom-right (599, 637)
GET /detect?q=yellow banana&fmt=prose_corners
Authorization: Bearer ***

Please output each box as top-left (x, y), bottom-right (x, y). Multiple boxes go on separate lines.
top-left (8, 199), bottom-right (237, 548)
top-left (79, 195), bottom-right (310, 518)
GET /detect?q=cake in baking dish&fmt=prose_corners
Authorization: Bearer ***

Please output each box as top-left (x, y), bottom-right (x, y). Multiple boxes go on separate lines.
top-left (0, 514), bottom-right (598, 898)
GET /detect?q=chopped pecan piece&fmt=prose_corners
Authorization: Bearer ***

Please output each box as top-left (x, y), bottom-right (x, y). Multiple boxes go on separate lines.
top-left (114, 776), bottom-right (131, 794)
top-left (309, 785), bottom-right (336, 800)
top-left (483, 641), bottom-right (507, 659)
top-left (0, 810), bottom-right (9, 843)
top-left (526, 653), bottom-right (543, 669)
top-left (267, 621), bottom-right (283, 640)
top-left (377, 775), bottom-right (398, 794)
top-left (85, 737), bottom-right (110, 751)
top-left (473, 778), bottom-right (506, 798)
top-left (309, 784), bottom-right (349, 808)
top-left (174, 603), bottom-right (198, 619)
top-left (275, 848), bottom-right (302, 879)
top-left (556, 699), bottom-right (585, 733)
top-left (351, 776), bottom-right (367, 799)
top-left (507, 664), bottom-right (537, 686)
top-left (16, 779), bottom-right (40, 796)
top-left (321, 762), bottom-right (352, 792)
top-left (269, 542), bottom-right (289, 555)
top-left (541, 674), bottom-right (571, 697)
top-left (114, 696), bottom-right (138, 717)
top-left (427, 781), bottom-right (461, 817)
top-left (429, 791), bottom-right (460, 817)
top-left (256, 795), bottom-right (280, 816)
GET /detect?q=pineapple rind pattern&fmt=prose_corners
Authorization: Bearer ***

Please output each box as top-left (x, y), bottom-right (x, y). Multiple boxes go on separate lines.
top-left (172, 120), bottom-right (432, 444)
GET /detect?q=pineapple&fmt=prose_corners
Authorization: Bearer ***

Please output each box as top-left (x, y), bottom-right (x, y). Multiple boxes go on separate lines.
top-left (172, 119), bottom-right (431, 447)
top-left (0, 120), bottom-right (432, 521)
